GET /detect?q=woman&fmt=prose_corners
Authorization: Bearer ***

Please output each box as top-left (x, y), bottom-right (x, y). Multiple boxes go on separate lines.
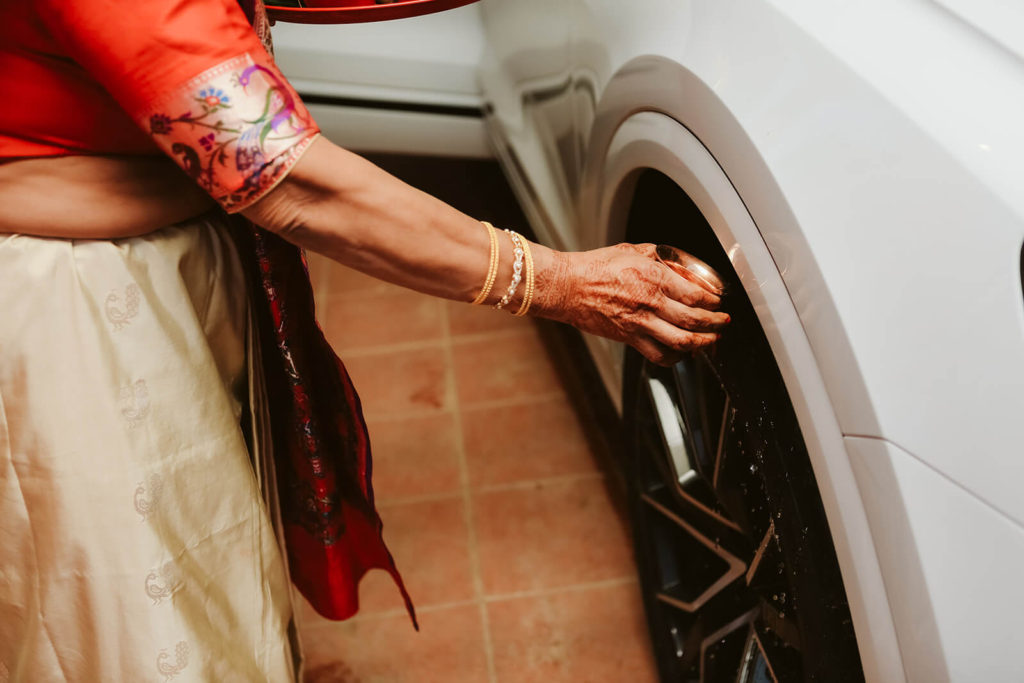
top-left (0, 0), bottom-right (728, 679)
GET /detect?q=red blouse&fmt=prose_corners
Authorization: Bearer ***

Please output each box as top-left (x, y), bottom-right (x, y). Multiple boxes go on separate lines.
top-left (0, 0), bottom-right (318, 211)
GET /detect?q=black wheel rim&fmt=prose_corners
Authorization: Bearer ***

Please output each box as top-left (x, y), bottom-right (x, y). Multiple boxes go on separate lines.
top-left (626, 318), bottom-right (862, 682)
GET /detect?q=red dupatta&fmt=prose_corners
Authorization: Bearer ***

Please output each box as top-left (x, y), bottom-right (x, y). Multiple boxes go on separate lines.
top-left (231, 220), bottom-right (416, 625)
top-left (232, 0), bottom-right (416, 625)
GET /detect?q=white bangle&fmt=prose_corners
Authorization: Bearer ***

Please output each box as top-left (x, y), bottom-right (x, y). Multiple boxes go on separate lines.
top-left (494, 230), bottom-right (525, 311)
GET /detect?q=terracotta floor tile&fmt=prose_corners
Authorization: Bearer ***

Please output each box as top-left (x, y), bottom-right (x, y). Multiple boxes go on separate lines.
top-left (322, 261), bottom-right (398, 297)
top-left (488, 582), bottom-right (658, 683)
top-left (463, 397), bottom-right (600, 488)
top-left (302, 604), bottom-right (488, 683)
top-left (323, 288), bottom-right (445, 351)
top-left (366, 413), bottom-right (462, 501)
top-left (356, 497), bottom-right (474, 612)
top-left (447, 299), bottom-right (525, 338)
top-left (453, 330), bottom-right (565, 407)
top-left (344, 346), bottom-right (451, 417)
top-left (304, 251), bottom-right (332, 301)
top-left (474, 477), bottom-right (635, 596)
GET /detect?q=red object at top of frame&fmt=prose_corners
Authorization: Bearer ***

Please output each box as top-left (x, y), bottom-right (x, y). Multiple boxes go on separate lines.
top-left (265, 0), bottom-right (480, 24)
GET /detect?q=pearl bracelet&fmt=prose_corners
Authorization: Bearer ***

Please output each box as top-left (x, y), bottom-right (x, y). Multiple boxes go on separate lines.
top-left (494, 230), bottom-right (525, 310)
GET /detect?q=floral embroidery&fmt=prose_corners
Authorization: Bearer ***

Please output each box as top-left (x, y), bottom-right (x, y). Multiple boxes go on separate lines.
top-left (198, 87), bottom-right (230, 108)
top-left (105, 284), bottom-right (141, 330)
top-left (144, 561), bottom-right (180, 605)
top-left (119, 379), bottom-right (150, 428)
top-left (134, 474), bottom-right (164, 522)
top-left (156, 641), bottom-right (190, 681)
top-left (149, 114), bottom-right (173, 135)
top-left (141, 53), bottom-right (318, 212)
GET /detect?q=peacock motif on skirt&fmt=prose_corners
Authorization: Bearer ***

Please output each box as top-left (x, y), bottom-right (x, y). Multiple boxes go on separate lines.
top-left (156, 641), bottom-right (190, 681)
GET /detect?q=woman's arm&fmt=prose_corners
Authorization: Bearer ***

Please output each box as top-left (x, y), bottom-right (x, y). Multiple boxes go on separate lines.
top-left (243, 137), bottom-right (729, 366)
top-left (15, 0), bottom-right (726, 365)
top-left (0, 140), bottom-right (728, 365)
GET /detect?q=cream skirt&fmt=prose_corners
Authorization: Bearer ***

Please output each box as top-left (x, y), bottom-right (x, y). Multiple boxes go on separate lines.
top-left (0, 216), bottom-right (297, 681)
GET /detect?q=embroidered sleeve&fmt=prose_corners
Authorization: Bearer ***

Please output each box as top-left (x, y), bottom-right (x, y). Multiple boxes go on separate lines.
top-left (37, 0), bottom-right (319, 212)
top-left (140, 53), bottom-right (319, 213)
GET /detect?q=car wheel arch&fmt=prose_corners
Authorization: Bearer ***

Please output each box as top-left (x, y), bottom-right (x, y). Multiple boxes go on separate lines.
top-left (584, 100), bottom-right (907, 682)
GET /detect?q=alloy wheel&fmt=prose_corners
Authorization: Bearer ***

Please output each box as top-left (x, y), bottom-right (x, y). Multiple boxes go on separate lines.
top-left (625, 296), bottom-right (862, 682)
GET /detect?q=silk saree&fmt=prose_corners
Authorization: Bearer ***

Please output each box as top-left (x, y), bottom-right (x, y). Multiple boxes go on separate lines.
top-left (0, 0), bottom-right (410, 679)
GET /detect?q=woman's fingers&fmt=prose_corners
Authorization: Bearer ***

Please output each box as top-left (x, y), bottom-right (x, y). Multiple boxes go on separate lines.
top-left (659, 296), bottom-right (730, 332)
top-left (645, 316), bottom-right (720, 354)
top-left (630, 242), bottom-right (659, 258)
top-left (659, 267), bottom-right (722, 310)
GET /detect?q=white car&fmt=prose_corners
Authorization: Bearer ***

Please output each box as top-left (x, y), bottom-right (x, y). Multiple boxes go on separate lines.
top-left (271, 2), bottom-right (1024, 681)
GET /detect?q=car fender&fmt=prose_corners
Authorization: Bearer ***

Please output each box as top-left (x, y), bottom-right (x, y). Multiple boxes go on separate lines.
top-left (593, 108), bottom-right (906, 683)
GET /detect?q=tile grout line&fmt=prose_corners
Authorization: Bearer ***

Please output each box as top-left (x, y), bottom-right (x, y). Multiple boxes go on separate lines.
top-left (309, 576), bottom-right (641, 626)
top-left (440, 301), bottom-right (500, 683)
top-left (373, 470), bottom-right (607, 508)
top-left (336, 326), bottom-right (536, 358)
top-left (302, 595), bottom-right (481, 627)
top-left (484, 576), bottom-right (639, 604)
top-left (376, 488), bottom-right (465, 508)
top-left (311, 597), bottom-right (480, 624)
top-left (475, 471), bottom-right (606, 495)
top-left (458, 391), bottom-right (570, 413)
top-left (365, 391), bottom-right (568, 423)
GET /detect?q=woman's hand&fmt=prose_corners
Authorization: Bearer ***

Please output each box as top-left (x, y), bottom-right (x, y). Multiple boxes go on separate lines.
top-left (534, 242), bottom-right (730, 367)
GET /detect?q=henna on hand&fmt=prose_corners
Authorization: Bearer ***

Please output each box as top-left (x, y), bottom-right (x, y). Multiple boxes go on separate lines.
top-left (534, 242), bottom-right (730, 367)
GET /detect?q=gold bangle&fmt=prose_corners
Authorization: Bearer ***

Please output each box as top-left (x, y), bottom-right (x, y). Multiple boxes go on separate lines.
top-left (514, 237), bottom-right (535, 317)
top-left (471, 221), bottom-right (499, 305)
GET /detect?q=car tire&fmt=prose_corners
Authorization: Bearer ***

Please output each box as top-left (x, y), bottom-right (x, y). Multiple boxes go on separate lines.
top-left (622, 248), bottom-right (864, 682)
